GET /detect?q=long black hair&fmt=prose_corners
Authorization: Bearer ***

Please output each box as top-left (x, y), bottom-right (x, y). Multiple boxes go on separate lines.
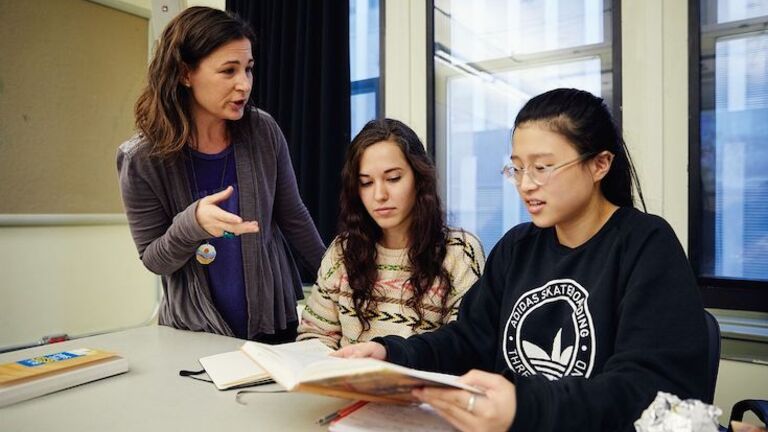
top-left (338, 119), bottom-right (452, 332)
top-left (514, 88), bottom-right (646, 209)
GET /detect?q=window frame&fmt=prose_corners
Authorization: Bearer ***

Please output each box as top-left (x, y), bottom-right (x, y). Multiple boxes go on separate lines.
top-left (350, 0), bottom-right (385, 132)
top-left (687, 0), bottom-right (768, 312)
top-left (426, 0), bottom-right (623, 245)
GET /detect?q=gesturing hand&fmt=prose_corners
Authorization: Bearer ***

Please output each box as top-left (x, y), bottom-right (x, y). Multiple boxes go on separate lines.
top-left (413, 369), bottom-right (517, 432)
top-left (195, 186), bottom-right (260, 237)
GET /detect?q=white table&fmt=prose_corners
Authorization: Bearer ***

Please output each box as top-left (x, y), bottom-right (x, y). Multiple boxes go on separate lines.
top-left (0, 325), bottom-right (349, 431)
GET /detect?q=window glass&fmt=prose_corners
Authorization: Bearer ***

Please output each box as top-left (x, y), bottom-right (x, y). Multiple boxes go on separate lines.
top-left (350, 0), bottom-right (381, 136)
top-left (699, 0), bottom-right (768, 280)
top-left (435, 0), bottom-right (614, 251)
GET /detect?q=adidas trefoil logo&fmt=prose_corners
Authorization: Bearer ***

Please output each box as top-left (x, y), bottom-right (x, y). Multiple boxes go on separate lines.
top-left (521, 329), bottom-right (573, 381)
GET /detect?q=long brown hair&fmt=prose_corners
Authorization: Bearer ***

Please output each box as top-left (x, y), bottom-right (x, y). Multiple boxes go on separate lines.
top-left (339, 119), bottom-right (453, 332)
top-left (134, 7), bottom-right (256, 158)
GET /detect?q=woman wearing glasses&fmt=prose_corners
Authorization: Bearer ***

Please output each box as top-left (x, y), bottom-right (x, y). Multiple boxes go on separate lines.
top-left (336, 88), bottom-right (708, 431)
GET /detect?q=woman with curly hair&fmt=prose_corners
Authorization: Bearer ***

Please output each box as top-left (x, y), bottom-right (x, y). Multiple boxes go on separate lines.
top-left (336, 89), bottom-right (708, 432)
top-left (297, 119), bottom-right (485, 349)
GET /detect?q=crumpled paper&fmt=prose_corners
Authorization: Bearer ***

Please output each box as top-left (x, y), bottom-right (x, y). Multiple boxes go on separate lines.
top-left (634, 391), bottom-right (722, 432)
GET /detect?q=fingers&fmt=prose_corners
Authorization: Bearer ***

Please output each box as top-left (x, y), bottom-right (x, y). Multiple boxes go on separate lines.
top-left (414, 372), bottom-right (517, 432)
top-left (330, 342), bottom-right (386, 360)
top-left (414, 388), bottom-right (477, 431)
top-left (331, 345), bottom-right (364, 358)
top-left (222, 221), bottom-right (260, 236)
top-left (330, 346), bottom-right (354, 358)
top-left (732, 421), bottom-right (768, 432)
top-left (202, 207), bottom-right (259, 237)
top-left (195, 188), bottom-right (260, 237)
top-left (206, 205), bottom-right (243, 225)
top-left (414, 388), bottom-right (470, 411)
top-left (459, 369), bottom-right (503, 390)
top-left (202, 185), bottom-right (235, 204)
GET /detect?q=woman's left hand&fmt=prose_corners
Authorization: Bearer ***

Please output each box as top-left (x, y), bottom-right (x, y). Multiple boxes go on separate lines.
top-left (413, 369), bottom-right (517, 432)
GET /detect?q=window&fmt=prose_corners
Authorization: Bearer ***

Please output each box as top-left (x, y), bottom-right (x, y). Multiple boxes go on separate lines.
top-left (691, 0), bottom-right (768, 311)
top-left (432, 0), bottom-right (619, 252)
top-left (350, 0), bottom-right (382, 136)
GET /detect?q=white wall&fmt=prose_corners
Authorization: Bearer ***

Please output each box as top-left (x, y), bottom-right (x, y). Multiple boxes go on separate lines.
top-left (622, 0), bottom-right (690, 246)
top-left (384, 0), bottom-right (428, 143)
top-left (0, 0), bottom-right (229, 350)
top-left (0, 0), bottom-right (158, 350)
top-left (0, 219), bottom-right (158, 348)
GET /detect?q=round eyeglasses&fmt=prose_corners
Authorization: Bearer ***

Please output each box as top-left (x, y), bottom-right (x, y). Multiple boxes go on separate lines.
top-left (501, 152), bottom-right (596, 186)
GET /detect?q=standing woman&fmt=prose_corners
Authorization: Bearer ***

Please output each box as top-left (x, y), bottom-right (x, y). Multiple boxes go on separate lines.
top-left (117, 7), bottom-right (324, 343)
top-left (297, 119), bottom-right (485, 349)
top-left (337, 89), bottom-right (708, 431)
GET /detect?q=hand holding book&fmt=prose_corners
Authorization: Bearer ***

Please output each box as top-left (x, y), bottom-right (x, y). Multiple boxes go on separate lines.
top-left (332, 341), bottom-right (387, 360)
top-left (239, 339), bottom-right (483, 404)
top-left (411, 369), bottom-right (517, 432)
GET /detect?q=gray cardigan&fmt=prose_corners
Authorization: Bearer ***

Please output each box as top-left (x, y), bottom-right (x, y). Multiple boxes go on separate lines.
top-left (117, 110), bottom-right (325, 337)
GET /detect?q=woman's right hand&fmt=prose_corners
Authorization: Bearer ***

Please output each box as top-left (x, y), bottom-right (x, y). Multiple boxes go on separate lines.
top-left (332, 342), bottom-right (387, 360)
top-left (195, 186), bottom-right (260, 237)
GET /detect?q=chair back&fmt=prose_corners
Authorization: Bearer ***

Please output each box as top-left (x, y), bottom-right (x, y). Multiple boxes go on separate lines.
top-left (704, 310), bottom-right (721, 404)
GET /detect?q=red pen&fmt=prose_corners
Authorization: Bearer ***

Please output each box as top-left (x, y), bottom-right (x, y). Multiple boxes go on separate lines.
top-left (316, 400), bottom-right (368, 425)
top-left (330, 400), bottom-right (369, 423)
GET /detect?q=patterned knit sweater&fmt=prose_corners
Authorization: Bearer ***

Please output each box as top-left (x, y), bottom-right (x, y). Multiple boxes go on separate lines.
top-left (297, 229), bottom-right (485, 349)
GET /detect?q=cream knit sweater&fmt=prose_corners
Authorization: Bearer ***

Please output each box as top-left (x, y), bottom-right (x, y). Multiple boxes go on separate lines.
top-left (297, 229), bottom-right (485, 349)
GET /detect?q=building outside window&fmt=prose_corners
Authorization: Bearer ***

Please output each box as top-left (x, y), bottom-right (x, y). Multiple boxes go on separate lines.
top-left (432, 0), bottom-right (618, 252)
top-left (350, 0), bottom-right (381, 136)
top-left (693, 0), bottom-right (768, 310)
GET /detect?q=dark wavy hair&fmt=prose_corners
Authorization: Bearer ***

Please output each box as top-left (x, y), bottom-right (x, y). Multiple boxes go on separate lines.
top-left (134, 7), bottom-right (257, 158)
top-left (514, 88), bottom-right (646, 209)
top-left (339, 119), bottom-right (453, 332)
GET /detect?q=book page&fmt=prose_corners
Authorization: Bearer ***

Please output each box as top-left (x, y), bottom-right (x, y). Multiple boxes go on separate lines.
top-left (301, 360), bottom-right (482, 399)
top-left (240, 339), bottom-right (333, 389)
top-left (198, 350), bottom-right (269, 390)
top-left (398, 368), bottom-right (481, 393)
top-left (300, 357), bottom-right (387, 380)
top-left (329, 403), bottom-right (456, 432)
top-left (242, 340), bottom-right (481, 402)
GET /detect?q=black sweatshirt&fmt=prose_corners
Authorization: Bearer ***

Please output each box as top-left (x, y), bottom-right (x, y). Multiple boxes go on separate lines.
top-left (378, 207), bottom-right (708, 431)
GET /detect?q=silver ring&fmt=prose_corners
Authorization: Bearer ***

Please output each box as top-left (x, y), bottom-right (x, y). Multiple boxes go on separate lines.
top-left (466, 394), bottom-right (477, 413)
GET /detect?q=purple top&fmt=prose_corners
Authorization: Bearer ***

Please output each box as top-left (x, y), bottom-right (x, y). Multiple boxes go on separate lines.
top-left (118, 110), bottom-right (325, 338)
top-left (185, 146), bottom-right (247, 338)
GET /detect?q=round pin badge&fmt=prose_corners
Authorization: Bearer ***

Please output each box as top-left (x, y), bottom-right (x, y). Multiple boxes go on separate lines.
top-left (196, 243), bottom-right (216, 265)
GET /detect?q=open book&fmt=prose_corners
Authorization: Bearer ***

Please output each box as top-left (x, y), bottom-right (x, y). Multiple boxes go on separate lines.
top-left (198, 350), bottom-right (272, 390)
top-left (0, 348), bottom-right (129, 407)
top-left (240, 339), bottom-right (482, 403)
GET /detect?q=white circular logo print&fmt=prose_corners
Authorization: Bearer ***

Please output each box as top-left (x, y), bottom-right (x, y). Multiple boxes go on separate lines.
top-left (503, 279), bottom-right (596, 380)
